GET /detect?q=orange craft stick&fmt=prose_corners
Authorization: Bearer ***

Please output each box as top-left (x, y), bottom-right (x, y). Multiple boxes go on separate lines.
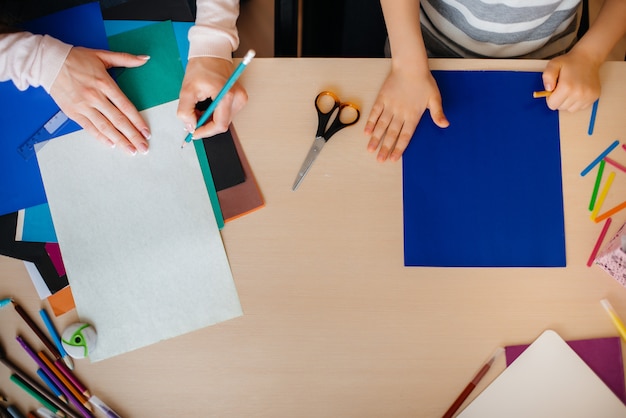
top-left (595, 201), bottom-right (626, 223)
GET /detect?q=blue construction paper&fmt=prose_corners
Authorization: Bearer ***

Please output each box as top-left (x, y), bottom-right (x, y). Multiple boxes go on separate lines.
top-left (0, 2), bottom-right (109, 216)
top-left (402, 71), bottom-right (566, 267)
top-left (21, 204), bottom-right (57, 243)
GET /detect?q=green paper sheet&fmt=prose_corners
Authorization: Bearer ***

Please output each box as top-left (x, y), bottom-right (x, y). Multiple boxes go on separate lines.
top-left (107, 20), bottom-right (183, 111)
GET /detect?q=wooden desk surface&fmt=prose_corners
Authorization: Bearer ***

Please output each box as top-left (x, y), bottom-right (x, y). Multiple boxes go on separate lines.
top-left (2, 59), bottom-right (626, 417)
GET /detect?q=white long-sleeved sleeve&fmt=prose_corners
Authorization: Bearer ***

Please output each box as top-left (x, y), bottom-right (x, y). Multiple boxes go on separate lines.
top-left (188, 0), bottom-right (239, 62)
top-left (0, 32), bottom-right (72, 92)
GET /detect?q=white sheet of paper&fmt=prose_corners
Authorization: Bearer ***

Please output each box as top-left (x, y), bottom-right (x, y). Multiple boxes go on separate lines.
top-left (36, 100), bottom-right (242, 361)
top-left (458, 330), bottom-right (626, 418)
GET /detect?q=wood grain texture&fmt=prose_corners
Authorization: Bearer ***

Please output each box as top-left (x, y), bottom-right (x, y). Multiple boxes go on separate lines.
top-left (1, 59), bottom-right (625, 417)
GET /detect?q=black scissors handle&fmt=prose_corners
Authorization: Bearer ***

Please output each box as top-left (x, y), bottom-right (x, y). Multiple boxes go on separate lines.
top-left (315, 91), bottom-right (360, 141)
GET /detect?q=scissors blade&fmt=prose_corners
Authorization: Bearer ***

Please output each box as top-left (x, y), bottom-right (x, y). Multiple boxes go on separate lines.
top-left (292, 136), bottom-right (327, 191)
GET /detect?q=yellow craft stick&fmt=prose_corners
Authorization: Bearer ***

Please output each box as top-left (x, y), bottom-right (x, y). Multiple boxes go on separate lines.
top-left (601, 299), bottom-right (626, 342)
top-left (590, 171), bottom-right (616, 221)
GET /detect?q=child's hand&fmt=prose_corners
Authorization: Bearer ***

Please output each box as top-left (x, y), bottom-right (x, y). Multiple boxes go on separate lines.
top-left (364, 67), bottom-right (449, 162)
top-left (542, 49), bottom-right (602, 112)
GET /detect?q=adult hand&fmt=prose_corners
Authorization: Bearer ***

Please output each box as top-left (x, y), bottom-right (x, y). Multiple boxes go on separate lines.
top-left (542, 49), bottom-right (601, 112)
top-left (364, 66), bottom-right (449, 162)
top-left (50, 47), bottom-right (151, 155)
top-left (177, 56), bottom-right (248, 140)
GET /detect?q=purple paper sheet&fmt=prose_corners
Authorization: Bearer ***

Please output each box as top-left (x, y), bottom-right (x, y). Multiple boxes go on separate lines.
top-left (506, 336), bottom-right (625, 403)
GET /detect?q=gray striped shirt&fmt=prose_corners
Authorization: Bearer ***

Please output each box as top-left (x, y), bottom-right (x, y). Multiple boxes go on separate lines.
top-left (419, 0), bottom-right (581, 58)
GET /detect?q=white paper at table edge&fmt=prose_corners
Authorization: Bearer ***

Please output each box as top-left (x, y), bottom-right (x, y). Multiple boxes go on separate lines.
top-left (458, 329), bottom-right (626, 418)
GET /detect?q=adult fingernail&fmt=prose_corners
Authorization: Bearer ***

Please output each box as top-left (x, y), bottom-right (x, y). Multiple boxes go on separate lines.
top-left (126, 146), bottom-right (137, 156)
top-left (138, 55), bottom-right (151, 60)
top-left (138, 142), bottom-right (149, 155)
top-left (141, 128), bottom-right (151, 140)
top-left (185, 123), bottom-right (195, 133)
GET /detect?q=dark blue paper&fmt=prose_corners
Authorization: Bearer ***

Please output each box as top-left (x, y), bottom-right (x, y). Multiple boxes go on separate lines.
top-left (402, 71), bottom-right (566, 267)
top-left (0, 3), bottom-right (108, 216)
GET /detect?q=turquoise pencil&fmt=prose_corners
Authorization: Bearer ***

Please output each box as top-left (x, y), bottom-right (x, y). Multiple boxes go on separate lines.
top-left (181, 49), bottom-right (255, 148)
top-left (39, 308), bottom-right (74, 370)
top-left (0, 297), bottom-right (12, 309)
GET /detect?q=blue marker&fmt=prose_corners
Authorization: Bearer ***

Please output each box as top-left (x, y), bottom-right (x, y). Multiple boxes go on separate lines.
top-left (0, 297), bottom-right (12, 309)
top-left (181, 49), bottom-right (255, 148)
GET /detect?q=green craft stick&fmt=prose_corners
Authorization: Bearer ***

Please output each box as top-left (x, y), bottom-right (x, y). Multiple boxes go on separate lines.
top-left (589, 159), bottom-right (606, 211)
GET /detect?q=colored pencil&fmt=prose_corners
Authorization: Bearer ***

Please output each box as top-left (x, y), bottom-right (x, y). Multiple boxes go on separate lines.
top-left (590, 171), bottom-right (615, 221)
top-left (37, 369), bottom-right (67, 403)
top-left (603, 157), bottom-right (626, 173)
top-left (15, 336), bottom-right (93, 418)
top-left (87, 396), bottom-right (121, 418)
top-left (588, 99), bottom-right (599, 135)
top-left (35, 409), bottom-right (57, 418)
top-left (601, 299), bottom-right (626, 342)
top-left (10, 374), bottom-right (64, 417)
top-left (0, 298), bottom-right (12, 309)
top-left (0, 341), bottom-right (79, 418)
top-left (181, 49), bottom-right (256, 147)
top-left (595, 200), bottom-right (626, 223)
top-left (587, 217), bottom-right (612, 267)
top-left (581, 140), bottom-right (620, 176)
top-left (442, 348), bottom-right (504, 418)
top-left (6, 405), bottom-right (25, 418)
top-left (37, 353), bottom-right (91, 412)
top-left (0, 405), bottom-right (9, 418)
top-left (12, 301), bottom-right (61, 360)
top-left (54, 360), bottom-right (90, 399)
top-left (532, 90), bottom-right (552, 98)
top-left (589, 160), bottom-right (605, 211)
top-left (39, 309), bottom-right (73, 370)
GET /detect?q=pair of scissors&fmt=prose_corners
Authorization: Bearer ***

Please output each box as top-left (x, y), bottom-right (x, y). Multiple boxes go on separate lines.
top-left (292, 91), bottom-right (361, 191)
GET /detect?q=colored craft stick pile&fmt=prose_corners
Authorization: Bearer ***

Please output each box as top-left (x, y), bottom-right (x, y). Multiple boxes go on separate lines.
top-left (583, 135), bottom-right (626, 266)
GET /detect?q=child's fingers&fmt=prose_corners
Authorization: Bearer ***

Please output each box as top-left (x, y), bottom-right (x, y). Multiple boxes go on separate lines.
top-left (542, 60), bottom-right (561, 93)
top-left (428, 95), bottom-right (449, 129)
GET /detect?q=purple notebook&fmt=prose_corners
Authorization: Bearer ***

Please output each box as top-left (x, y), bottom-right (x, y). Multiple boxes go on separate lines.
top-left (506, 336), bottom-right (625, 403)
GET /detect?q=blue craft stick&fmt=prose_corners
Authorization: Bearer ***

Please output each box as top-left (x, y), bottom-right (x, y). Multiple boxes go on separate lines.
top-left (588, 99), bottom-right (599, 136)
top-left (39, 308), bottom-right (68, 359)
top-left (581, 140), bottom-right (620, 177)
top-left (181, 49), bottom-right (255, 147)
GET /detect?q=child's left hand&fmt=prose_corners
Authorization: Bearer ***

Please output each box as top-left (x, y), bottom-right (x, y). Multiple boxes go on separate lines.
top-left (542, 49), bottom-right (602, 112)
